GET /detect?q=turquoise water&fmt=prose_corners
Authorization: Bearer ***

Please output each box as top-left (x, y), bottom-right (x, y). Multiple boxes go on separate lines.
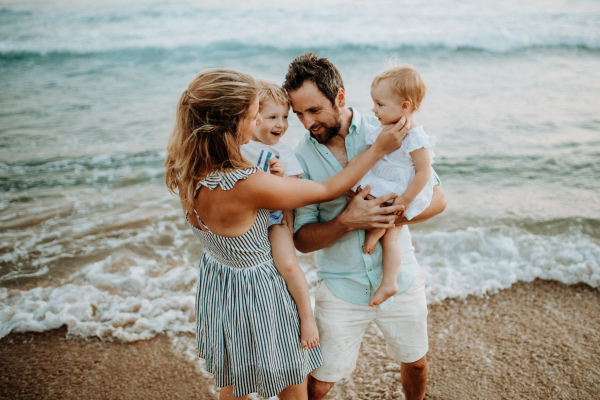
top-left (1, 0), bottom-right (599, 340)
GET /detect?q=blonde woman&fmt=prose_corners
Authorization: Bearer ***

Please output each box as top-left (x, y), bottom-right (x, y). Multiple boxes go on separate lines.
top-left (165, 68), bottom-right (409, 400)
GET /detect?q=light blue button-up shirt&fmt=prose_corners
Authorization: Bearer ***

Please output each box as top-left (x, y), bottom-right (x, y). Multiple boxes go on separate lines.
top-left (293, 108), bottom-right (440, 306)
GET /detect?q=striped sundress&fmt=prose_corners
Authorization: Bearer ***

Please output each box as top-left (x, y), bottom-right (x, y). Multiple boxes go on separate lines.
top-left (185, 167), bottom-right (322, 398)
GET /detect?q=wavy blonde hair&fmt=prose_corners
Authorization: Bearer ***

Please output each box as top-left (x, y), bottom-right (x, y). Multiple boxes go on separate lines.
top-left (372, 64), bottom-right (426, 111)
top-left (165, 68), bottom-right (257, 209)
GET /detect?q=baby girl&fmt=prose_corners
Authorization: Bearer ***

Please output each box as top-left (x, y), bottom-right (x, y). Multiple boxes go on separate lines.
top-left (353, 65), bottom-right (436, 307)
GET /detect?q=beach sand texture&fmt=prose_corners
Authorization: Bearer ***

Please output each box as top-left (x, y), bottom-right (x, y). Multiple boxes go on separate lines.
top-left (2, 279), bottom-right (598, 400)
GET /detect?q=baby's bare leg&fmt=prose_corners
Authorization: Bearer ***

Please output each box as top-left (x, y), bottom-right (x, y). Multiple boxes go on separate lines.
top-left (364, 227), bottom-right (386, 255)
top-left (364, 228), bottom-right (389, 254)
top-left (362, 193), bottom-right (386, 255)
top-left (368, 225), bottom-right (403, 307)
top-left (269, 223), bottom-right (319, 350)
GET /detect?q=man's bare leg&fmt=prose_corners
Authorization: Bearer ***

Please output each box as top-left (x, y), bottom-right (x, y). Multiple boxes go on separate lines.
top-left (278, 377), bottom-right (308, 400)
top-left (401, 355), bottom-right (428, 400)
top-left (307, 375), bottom-right (335, 400)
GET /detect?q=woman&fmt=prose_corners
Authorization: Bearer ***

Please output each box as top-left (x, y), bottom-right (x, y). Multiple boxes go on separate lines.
top-left (165, 68), bottom-right (408, 399)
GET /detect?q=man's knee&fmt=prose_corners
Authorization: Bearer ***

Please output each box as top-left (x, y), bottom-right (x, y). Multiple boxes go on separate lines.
top-left (307, 375), bottom-right (335, 400)
top-left (402, 355), bottom-right (428, 373)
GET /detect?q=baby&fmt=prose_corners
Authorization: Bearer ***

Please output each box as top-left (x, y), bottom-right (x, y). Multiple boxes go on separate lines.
top-left (241, 79), bottom-right (319, 350)
top-left (353, 65), bottom-right (436, 307)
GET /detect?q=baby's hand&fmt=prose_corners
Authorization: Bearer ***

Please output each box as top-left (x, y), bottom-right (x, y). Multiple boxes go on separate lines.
top-left (393, 196), bottom-right (409, 216)
top-left (268, 158), bottom-right (285, 177)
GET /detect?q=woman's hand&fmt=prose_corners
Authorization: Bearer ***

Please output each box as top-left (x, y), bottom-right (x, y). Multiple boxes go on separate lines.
top-left (268, 158), bottom-right (285, 177)
top-left (371, 116), bottom-right (410, 156)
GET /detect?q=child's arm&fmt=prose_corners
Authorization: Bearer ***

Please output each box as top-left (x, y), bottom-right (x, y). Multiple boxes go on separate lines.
top-left (393, 148), bottom-right (431, 215)
top-left (281, 175), bottom-right (301, 233)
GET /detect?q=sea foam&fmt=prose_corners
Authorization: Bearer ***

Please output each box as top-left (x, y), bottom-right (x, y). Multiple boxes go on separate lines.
top-left (1, 225), bottom-right (598, 341)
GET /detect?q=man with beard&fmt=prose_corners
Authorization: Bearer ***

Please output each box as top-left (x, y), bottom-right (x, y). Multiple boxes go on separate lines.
top-left (284, 53), bottom-right (446, 400)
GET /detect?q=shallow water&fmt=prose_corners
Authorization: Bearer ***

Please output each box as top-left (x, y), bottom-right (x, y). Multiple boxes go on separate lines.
top-left (1, 0), bottom-right (599, 340)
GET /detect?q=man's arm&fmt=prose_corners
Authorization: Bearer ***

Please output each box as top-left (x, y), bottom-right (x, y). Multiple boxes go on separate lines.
top-left (293, 188), bottom-right (403, 253)
top-left (394, 185), bottom-right (446, 225)
top-left (294, 185), bottom-right (446, 253)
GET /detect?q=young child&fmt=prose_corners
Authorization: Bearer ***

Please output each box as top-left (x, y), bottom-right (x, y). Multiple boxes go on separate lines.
top-left (241, 79), bottom-right (319, 350)
top-left (352, 65), bottom-right (436, 307)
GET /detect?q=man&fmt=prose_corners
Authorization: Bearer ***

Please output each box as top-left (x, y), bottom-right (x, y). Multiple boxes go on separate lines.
top-left (284, 53), bottom-right (446, 400)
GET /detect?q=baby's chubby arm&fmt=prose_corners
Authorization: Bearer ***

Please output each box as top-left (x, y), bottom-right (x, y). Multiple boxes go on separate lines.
top-left (393, 147), bottom-right (431, 215)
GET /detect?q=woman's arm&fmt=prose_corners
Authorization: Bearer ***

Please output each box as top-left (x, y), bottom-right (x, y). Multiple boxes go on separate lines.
top-left (243, 117), bottom-right (410, 211)
top-left (394, 185), bottom-right (446, 225)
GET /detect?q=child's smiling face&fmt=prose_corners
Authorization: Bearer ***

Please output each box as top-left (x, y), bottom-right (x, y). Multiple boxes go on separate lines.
top-left (252, 100), bottom-right (289, 145)
top-left (371, 81), bottom-right (411, 126)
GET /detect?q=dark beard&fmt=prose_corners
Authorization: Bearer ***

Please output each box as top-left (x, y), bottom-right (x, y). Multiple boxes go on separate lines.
top-left (310, 119), bottom-right (342, 144)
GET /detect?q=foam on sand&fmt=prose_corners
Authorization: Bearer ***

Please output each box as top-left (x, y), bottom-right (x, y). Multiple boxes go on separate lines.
top-left (1, 224), bottom-right (598, 341)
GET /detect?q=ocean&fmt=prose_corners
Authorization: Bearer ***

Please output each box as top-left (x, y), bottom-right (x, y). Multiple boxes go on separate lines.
top-left (1, 0), bottom-right (599, 344)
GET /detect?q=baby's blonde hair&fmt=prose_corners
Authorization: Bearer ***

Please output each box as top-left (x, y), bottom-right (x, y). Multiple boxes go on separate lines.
top-left (372, 64), bottom-right (426, 111)
top-left (256, 79), bottom-right (290, 110)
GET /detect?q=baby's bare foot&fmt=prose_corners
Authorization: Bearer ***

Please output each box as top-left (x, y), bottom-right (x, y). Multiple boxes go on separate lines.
top-left (364, 228), bottom-right (386, 255)
top-left (300, 316), bottom-right (319, 350)
top-left (364, 236), bottom-right (378, 255)
top-left (368, 282), bottom-right (399, 307)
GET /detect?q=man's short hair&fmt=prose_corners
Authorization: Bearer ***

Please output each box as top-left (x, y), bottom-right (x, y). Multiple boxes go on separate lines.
top-left (283, 53), bottom-right (344, 106)
top-left (256, 78), bottom-right (290, 110)
top-left (372, 65), bottom-right (426, 111)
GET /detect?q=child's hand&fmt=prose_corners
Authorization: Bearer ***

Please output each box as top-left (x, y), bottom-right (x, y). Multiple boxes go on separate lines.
top-left (282, 209), bottom-right (294, 234)
top-left (268, 158), bottom-right (285, 177)
top-left (393, 196), bottom-right (409, 216)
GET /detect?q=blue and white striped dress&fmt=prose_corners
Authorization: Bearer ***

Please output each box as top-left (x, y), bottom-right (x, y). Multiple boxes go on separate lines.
top-left (185, 167), bottom-right (322, 398)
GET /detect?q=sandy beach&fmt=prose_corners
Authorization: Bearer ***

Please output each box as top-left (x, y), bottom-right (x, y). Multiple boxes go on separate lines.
top-left (2, 278), bottom-right (598, 399)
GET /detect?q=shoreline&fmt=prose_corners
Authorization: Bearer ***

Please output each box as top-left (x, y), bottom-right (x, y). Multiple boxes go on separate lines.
top-left (2, 279), bottom-right (599, 399)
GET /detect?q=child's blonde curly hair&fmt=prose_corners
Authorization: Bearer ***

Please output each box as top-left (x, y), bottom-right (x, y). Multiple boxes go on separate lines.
top-left (256, 78), bottom-right (290, 110)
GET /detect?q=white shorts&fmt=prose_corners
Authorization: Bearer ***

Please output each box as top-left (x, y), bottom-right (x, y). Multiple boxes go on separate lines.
top-left (311, 269), bottom-right (428, 383)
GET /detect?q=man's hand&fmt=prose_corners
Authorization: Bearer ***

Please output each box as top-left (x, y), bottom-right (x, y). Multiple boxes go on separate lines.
top-left (339, 185), bottom-right (405, 231)
top-left (268, 158), bottom-right (285, 177)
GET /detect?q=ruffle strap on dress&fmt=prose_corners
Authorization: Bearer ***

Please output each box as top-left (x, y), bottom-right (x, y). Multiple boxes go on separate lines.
top-left (194, 167), bottom-right (260, 195)
top-left (401, 126), bottom-right (436, 154)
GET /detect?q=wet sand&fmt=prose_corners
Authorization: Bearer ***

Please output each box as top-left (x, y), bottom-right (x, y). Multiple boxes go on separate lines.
top-left (2, 279), bottom-right (599, 399)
